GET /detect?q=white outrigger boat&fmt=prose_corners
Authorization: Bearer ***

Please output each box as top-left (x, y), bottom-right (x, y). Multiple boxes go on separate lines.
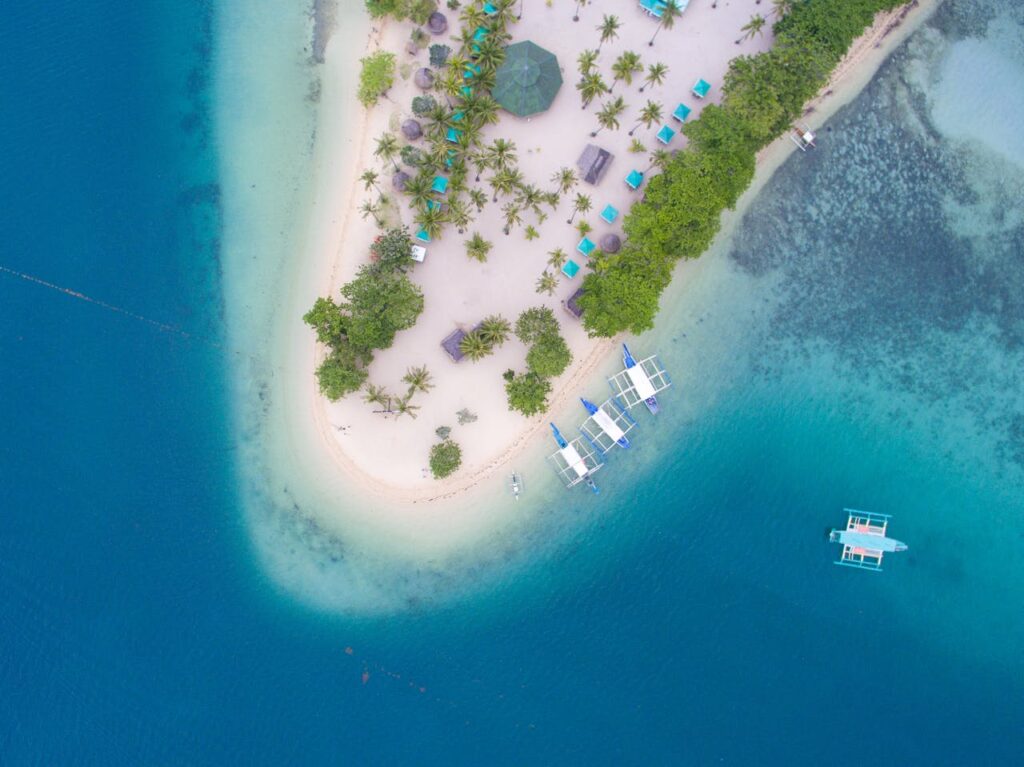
top-left (829, 509), bottom-right (908, 571)
top-left (608, 344), bottom-right (672, 415)
top-left (579, 397), bottom-right (636, 454)
top-left (548, 423), bottom-right (602, 494)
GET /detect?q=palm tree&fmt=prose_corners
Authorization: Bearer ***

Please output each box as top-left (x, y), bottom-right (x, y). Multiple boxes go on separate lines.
top-left (489, 167), bottom-right (521, 202)
top-left (403, 172), bottom-right (433, 210)
top-left (577, 48), bottom-right (599, 77)
top-left (501, 202), bottom-right (523, 235)
top-left (771, 0), bottom-right (794, 17)
top-left (596, 15), bottom-right (620, 52)
top-left (360, 169), bottom-right (380, 193)
top-left (466, 94), bottom-right (500, 131)
top-left (393, 394), bottom-right (420, 420)
top-left (591, 96), bottom-right (626, 137)
top-left (609, 51), bottom-right (643, 93)
top-left (572, 0), bottom-right (588, 23)
top-left (460, 4), bottom-right (487, 31)
top-left (459, 330), bottom-right (492, 361)
top-left (629, 100), bottom-right (663, 136)
top-left (639, 62), bottom-right (669, 93)
top-left (486, 138), bottom-right (518, 172)
top-left (551, 167), bottom-right (577, 195)
top-left (468, 188), bottom-right (488, 212)
top-left (363, 384), bottom-right (393, 413)
top-left (402, 365), bottom-right (433, 394)
top-left (567, 192), bottom-right (592, 224)
top-left (374, 133), bottom-right (400, 171)
top-left (438, 67), bottom-right (464, 106)
top-left (644, 148), bottom-right (672, 174)
top-left (465, 232), bottom-right (492, 262)
top-left (547, 247), bottom-right (568, 269)
top-left (535, 271), bottom-right (558, 296)
top-left (415, 205), bottom-right (446, 240)
top-left (478, 315), bottom-right (511, 346)
top-left (516, 183), bottom-right (545, 219)
top-left (475, 38), bottom-right (506, 77)
top-left (649, 1), bottom-right (681, 47)
top-left (736, 14), bottom-right (767, 45)
top-left (470, 148), bottom-right (492, 182)
top-left (576, 72), bottom-right (609, 110)
top-left (359, 199), bottom-right (383, 227)
top-left (446, 198), bottom-right (472, 233)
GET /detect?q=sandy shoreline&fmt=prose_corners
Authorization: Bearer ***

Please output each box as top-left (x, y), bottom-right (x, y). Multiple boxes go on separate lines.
top-left (292, 0), bottom-right (939, 517)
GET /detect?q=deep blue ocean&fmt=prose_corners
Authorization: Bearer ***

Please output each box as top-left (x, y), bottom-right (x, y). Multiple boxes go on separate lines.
top-left (2, 0), bottom-right (1022, 764)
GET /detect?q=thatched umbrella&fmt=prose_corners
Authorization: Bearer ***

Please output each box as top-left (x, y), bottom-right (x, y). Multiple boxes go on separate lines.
top-left (493, 41), bottom-right (563, 117)
top-left (427, 12), bottom-right (448, 35)
top-left (600, 233), bottom-right (621, 253)
top-left (414, 67), bottom-right (434, 90)
top-left (392, 171), bottom-right (410, 191)
top-left (401, 119), bottom-right (423, 140)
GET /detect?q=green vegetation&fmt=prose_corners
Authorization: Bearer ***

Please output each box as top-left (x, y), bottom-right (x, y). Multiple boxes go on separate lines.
top-left (429, 44), bottom-right (451, 68)
top-left (304, 228), bottom-right (424, 401)
top-left (370, 227), bottom-right (415, 272)
top-left (357, 52), bottom-right (396, 107)
top-left (504, 373), bottom-right (552, 417)
top-left (429, 439), bottom-right (462, 478)
top-left (579, 0), bottom-right (905, 337)
top-left (365, 0), bottom-right (437, 24)
top-left (505, 307), bottom-right (572, 415)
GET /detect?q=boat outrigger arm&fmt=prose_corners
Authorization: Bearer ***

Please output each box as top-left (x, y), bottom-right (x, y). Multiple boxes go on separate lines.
top-left (829, 509), bottom-right (908, 571)
top-left (579, 397), bottom-right (635, 454)
top-left (608, 344), bottom-right (672, 415)
top-left (548, 423), bottom-right (602, 494)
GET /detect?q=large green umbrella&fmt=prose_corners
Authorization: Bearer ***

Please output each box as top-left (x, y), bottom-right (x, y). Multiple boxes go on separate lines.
top-left (493, 41), bottom-right (563, 117)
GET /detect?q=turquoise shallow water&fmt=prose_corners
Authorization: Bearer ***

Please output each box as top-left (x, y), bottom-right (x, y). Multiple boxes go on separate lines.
top-left (2, 0), bottom-right (1022, 763)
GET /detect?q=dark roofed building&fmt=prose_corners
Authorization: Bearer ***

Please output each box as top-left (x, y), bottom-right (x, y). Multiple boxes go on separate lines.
top-left (563, 287), bottom-right (585, 320)
top-left (441, 328), bottom-right (467, 362)
top-left (577, 144), bottom-right (613, 185)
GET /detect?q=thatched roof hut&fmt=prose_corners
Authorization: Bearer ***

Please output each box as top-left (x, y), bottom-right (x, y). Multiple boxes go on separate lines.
top-left (427, 12), bottom-right (448, 35)
top-left (563, 287), bottom-right (585, 320)
top-left (577, 144), bottom-right (613, 185)
top-left (599, 233), bottom-right (621, 253)
top-left (392, 170), bottom-right (410, 191)
top-left (414, 67), bottom-right (434, 90)
top-left (441, 328), bottom-right (467, 362)
top-left (401, 119), bottom-right (423, 140)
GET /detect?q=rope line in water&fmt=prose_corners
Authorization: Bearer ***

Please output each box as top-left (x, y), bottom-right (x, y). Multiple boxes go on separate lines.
top-left (0, 264), bottom-right (219, 347)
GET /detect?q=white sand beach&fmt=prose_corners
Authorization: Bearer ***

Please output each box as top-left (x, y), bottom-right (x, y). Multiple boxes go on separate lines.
top-left (215, 0), bottom-right (939, 584)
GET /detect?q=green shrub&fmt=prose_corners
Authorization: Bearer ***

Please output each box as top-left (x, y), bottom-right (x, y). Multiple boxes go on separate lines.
top-left (358, 52), bottom-right (396, 107)
top-left (316, 346), bottom-right (369, 401)
top-left (579, 0), bottom-right (906, 337)
top-left (526, 332), bottom-right (573, 378)
top-left (370, 227), bottom-right (414, 273)
top-left (429, 44), bottom-right (451, 68)
top-left (429, 439), bottom-right (462, 479)
top-left (412, 94), bottom-right (438, 117)
top-left (505, 373), bottom-right (552, 416)
top-left (514, 306), bottom-right (559, 344)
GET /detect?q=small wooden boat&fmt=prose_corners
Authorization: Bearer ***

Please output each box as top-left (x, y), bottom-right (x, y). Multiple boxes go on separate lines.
top-left (509, 471), bottom-right (523, 500)
top-left (622, 344), bottom-right (659, 415)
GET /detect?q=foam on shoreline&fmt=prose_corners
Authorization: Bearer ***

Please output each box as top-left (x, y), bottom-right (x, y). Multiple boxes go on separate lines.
top-left (217, 0), bottom-right (940, 613)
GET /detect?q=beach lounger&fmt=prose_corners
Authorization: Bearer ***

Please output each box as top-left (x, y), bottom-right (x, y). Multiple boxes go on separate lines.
top-left (672, 103), bottom-right (692, 122)
top-left (473, 26), bottom-right (488, 43)
top-left (562, 259), bottom-right (581, 279)
top-left (656, 125), bottom-right (676, 145)
top-left (461, 86), bottom-right (473, 100)
top-left (446, 127), bottom-right (463, 143)
top-left (410, 245), bottom-right (427, 263)
top-left (416, 229), bottom-right (431, 243)
top-left (426, 199), bottom-right (441, 212)
top-left (431, 176), bottom-right (449, 194)
top-left (464, 63), bottom-right (481, 80)
top-left (625, 169), bottom-right (644, 190)
top-left (577, 237), bottom-right (596, 258)
top-left (483, 2), bottom-right (498, 16)
top-left (600, 204), bottom-right (618, 223)
top-left (692, 78), bottom-right (711, 99)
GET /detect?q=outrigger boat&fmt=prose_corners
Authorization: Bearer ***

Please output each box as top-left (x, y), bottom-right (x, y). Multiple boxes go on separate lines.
top-left (829, 509), bottom-right (908, 571)
top-left (580, 397), bottom-right (632, 450)
top-left (612, 343), bottom-right (671, 415)
top-left (548, 423), bottom-right (601, 494)
top-left (508, 471), bottom-right (523, 500)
